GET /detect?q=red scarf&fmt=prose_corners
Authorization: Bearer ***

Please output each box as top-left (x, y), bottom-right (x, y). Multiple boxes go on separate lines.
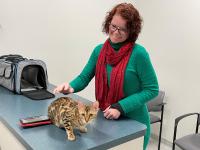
top-left (95, 39), bottom-right (134, 110)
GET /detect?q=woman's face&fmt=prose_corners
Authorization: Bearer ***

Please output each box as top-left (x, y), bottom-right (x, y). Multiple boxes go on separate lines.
top-left (109, 14), bottom-right (129, 43)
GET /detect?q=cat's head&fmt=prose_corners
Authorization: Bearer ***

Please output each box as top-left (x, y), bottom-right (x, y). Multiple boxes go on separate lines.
top-left (78, 101), bottom-right (99, 124)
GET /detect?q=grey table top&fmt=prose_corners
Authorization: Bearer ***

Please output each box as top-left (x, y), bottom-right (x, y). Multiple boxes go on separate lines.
top-left (0, 85), bottom-right (146, 150)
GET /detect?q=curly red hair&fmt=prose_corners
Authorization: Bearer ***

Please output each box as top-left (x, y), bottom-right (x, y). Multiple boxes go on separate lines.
top-left (102, 3), bottom-right (142, 42)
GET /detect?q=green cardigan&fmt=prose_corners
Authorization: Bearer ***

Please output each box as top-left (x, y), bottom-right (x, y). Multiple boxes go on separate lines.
top-left (70, 42), bottom-right (159, 150)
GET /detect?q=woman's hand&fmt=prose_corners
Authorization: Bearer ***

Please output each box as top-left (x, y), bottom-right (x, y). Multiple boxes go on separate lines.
top-left (103, 106), bottom-right (121, 120)
top-left (53, 82), bottom-right (74, 94)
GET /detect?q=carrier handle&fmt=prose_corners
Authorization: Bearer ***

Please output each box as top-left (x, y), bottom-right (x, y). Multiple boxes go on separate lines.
top-left (0, 54), bottom-right (23, 59)
top-left (0, 54), bottom-right (26, 63)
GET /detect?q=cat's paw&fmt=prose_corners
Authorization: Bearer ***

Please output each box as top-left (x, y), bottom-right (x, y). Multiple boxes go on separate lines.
top-left (68, 134), bottom-right (76, 141)
top-left (79, 127), bottom-right (87, 133)
top-left (55, 123), bottom-right (61, 128)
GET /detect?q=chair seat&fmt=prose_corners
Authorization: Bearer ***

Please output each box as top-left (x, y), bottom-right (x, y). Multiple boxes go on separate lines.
top-left (150, 114), bottom-right (161, 124)
top-left (175, 133), bottom-right (200, 150)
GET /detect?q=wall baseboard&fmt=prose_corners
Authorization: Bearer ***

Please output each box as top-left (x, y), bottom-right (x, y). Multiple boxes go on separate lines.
top-left (151, 133), bottom-right (172, 148)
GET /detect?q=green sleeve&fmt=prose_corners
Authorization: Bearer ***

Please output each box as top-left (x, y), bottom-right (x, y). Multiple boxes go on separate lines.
top-left (69, 44), bottom-right (102, 92)
top-left (119, 49), bottom-right (159, 114)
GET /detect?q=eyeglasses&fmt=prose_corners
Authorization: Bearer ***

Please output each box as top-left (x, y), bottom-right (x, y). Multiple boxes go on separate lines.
top-left (109, 23), bottom-right (128, 36)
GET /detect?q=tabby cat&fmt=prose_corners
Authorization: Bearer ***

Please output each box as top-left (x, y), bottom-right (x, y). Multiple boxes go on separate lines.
top-left (48, 97), bottom-right (99, 141)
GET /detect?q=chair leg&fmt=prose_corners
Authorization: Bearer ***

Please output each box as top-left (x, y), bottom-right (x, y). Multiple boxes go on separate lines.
top-left (172, 120), bottom-right (178, 150)
top-left (158, 121), bottom-right (163, 150)
top-left (157, 106), bottom-right (165, 150)
top-left (172, 128), bottom-right (177, 150)
top-left (172, 143), bottom-right (175, 150)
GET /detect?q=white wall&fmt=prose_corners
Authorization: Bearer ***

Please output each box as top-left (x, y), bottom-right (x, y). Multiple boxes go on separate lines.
top-left (0, 0), bottom-right (133, 100)
top-left (135, 0), bottom-right (200, 142)
top-left (0, 0), bottom-right (200, 143)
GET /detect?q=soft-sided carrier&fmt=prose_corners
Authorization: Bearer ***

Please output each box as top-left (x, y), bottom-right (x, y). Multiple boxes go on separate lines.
top-left (0, 54), bottom-right (54, 100)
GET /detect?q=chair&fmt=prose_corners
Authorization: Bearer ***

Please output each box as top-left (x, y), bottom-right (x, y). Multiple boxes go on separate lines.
top-left (172, 112), bottom-right (200, 150)
top-left (147, 90), bottom-right (165, 150)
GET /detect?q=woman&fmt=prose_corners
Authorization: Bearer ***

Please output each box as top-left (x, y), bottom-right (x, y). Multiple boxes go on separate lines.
top-left (54, 3), bottom-right (159, 150)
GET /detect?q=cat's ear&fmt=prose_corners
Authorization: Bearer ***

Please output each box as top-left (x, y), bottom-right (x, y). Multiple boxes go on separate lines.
top-left (77, 101), bottom-right (85, 109)
top-left (92, 101), bottom-right (99, 111)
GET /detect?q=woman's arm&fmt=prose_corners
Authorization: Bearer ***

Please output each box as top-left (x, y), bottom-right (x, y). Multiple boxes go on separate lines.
top-left (119, 48), bottom-right (159, 114)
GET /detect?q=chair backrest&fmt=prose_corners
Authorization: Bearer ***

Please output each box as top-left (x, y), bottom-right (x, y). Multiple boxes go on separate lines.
top-left (147, 91), bottom-right (165, 112)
